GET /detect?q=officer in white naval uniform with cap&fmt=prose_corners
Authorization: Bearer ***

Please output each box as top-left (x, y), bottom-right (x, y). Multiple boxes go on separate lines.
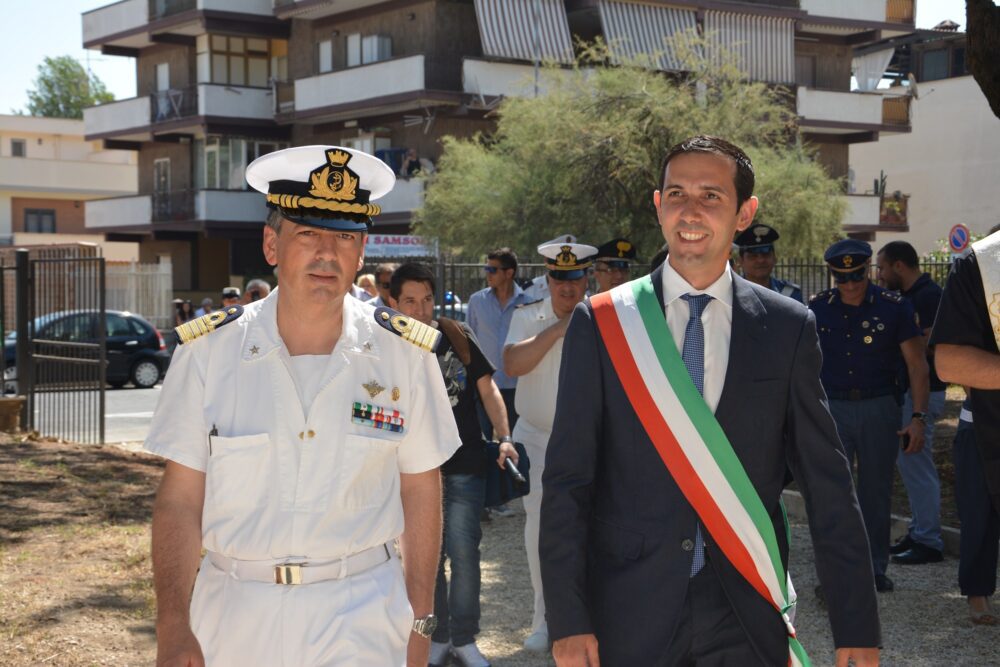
top-left (503, 239), bottom-right (597, 652)
top-left (147, 145), bottom-right (460, 667)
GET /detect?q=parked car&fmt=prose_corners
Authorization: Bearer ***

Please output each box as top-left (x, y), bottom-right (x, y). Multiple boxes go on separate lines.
top-left (4, 310), bottom-right (171, 392)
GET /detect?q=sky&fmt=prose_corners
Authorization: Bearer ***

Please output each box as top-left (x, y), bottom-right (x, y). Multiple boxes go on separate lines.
top-left (0, 0), bottom-right (986, 115)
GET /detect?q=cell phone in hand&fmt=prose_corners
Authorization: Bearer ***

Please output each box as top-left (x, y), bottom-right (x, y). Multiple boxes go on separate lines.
top-left (900, 432), bottom-right (910, 451)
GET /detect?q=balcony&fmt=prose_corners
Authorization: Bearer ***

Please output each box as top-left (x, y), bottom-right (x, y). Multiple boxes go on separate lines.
top-left (83, 0), bottom-right (148, 49)
top-left (799, 0), bottom-right (914, 25)
top-left (798, 88), bottom-right (883, 128)
top-left (0, 157), bottom-right (137, 196)
top-left (881, 95), bottom-right (911, 128)
top-left (272, 0), bottom-right (387, 20)
top-left (85, 195), bottom-right (152, 230)
top-left (85, 85), bottom-right (276, 140)
top-left (463, 59), bottom-right (541, 100)
top-left (287, 55), bottom-right (461, 123)
top-left (196, 190), bottom-right (266, 222)
top-left (842, 194), bottom-right (883, 229)
top-left (378, 179), bottom-right (425, 216)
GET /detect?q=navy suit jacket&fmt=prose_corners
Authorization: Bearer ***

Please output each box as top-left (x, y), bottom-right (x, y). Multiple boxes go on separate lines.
top-left (539, 265), bottom-right (880, 665)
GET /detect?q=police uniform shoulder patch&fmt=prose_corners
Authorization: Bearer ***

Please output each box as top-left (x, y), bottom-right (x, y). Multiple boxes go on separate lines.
top-left (175, 306), bottom-right (244, 345)
top-left (879, 289), bottom-right (903, 303)
top-left (374, 306), bottom-right (442, 353)
top-left (810, 289), bottom-right (833, 304)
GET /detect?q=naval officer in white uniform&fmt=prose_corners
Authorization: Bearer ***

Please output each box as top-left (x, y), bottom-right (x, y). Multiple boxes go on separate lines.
top-left (147, 145), bottom-right (460, 667)
top-left (502, 239), bottom-right (597, 652)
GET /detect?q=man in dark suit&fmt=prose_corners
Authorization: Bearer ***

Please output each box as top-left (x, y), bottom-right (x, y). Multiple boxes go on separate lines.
top-left (540, 136), bottom-right (880, 666)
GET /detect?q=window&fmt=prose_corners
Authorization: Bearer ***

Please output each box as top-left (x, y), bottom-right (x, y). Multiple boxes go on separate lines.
top-left (922, 49), bottom-right (949, 81)
top-left (346, 33), bottom-right (361, 67)
top-left (319, 40), bottom-right (333, 74)
top-left (106, 314), bottom-right (132, 338)
top-left (198, 34), bottom-right (280, 86)
top-left (47, 314), bottom-right (95, 343)
top-left (194, 137), bottom-right (289, 190)
top-left (24, 209), bottom-right (55, 233)
top-left (361, 35), bottom-right (391, 64)
top-left (129, 318), bottom-right (148, 336)
top-left (11, 139), bottom-right (26, 158)
top-left (951, 47), bottom-right (966, 77)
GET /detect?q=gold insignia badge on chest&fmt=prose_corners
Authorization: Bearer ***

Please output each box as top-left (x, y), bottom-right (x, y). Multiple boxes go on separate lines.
top-left (391, 386), bottom-right (400, 401)
top-left (363, 380), bottom-right (386, 398)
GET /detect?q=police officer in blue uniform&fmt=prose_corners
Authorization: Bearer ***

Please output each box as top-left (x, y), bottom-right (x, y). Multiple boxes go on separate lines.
top-left (809, 239), bottom-right (930, 593)
top-left (735, 223), bottom-right (803, 302)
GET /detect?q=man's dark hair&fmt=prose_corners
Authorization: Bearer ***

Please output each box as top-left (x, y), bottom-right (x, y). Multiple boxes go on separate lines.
top-left (878, 241), bottom-right (919, 269)
top-left (660, 135), bottom-right (755, 211)
top-left (390, 262), bottom-right (436, 300)
top-left (487, 247), bottom-right (518, 271)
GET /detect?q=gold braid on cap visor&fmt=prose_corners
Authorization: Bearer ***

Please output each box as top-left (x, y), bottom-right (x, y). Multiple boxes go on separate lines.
top-left (267, 193), bottom-right (381, 217)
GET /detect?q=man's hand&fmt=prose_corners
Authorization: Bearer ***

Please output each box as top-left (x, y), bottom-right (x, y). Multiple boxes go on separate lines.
top-left (553, 634), bottom-right (600, 667)
top-left (406, 632), bottom-right (430, 667)
top-left (156, 623), bottom-right (204, 667)
top-left (497, 441), bottom-right (519, 468)
top-left (897, 418), bottom-right (925, 454)
top-left (835, 646), bottom-right (879, 666)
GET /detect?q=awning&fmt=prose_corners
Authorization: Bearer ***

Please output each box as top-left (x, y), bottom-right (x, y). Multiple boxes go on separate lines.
top-left (597, 1), bottom-right (698, 71)
top-left (705, 11), bottom-right (795, 84)
top-left (473, 0), bottom-right (574, 65)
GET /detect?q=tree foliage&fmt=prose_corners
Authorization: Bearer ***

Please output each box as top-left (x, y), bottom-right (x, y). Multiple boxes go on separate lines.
top-left (25, 56), bottom-right (115, 119)
top-left (415, 38), bottom-right (845, 260)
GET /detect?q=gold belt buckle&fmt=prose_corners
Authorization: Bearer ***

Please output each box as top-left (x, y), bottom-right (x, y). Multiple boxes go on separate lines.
top-left (274, 563), bottom-right (304, 585)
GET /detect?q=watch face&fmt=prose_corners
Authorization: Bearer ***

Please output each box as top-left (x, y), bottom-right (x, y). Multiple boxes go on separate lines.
top-left (414, 614), bottom-right (437, 637)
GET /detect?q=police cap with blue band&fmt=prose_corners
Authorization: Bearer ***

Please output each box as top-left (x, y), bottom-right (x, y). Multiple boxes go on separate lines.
top-left (735, 223), bottom-right (780, 254)
top-left (595, 238), bottom-right (637, 269)
top-left (538, 241), bottom-right (598, 280)
top-left (245, 145), bottom-right (395, 231)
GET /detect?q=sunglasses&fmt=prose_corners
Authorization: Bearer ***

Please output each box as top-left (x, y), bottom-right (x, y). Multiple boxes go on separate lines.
top-left (831, 269), bottom-right (867, 284)
top-left (484, 265), bottom-right (511, 274)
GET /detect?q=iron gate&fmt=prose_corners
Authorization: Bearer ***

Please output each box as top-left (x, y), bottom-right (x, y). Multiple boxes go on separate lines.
top-left (10, 251), bottom-right (107, 443)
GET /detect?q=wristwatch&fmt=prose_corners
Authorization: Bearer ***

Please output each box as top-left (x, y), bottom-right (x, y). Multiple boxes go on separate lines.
top-left (499, 435), bottom-right (514, 444)
top-left (412, 614), bottom-right (437, 638)
top-left (911, 412), bottom-right (926, 422)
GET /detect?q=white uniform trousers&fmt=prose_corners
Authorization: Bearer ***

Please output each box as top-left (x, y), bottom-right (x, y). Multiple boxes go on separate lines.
top-left (190, 554), bottom-right (412, 666)
top-left (518, 424), bottom-right (550, 635)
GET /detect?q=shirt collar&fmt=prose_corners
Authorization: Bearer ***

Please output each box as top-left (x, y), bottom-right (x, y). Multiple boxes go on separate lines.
top-left (491, 282), bottom-right (526, 305)
top-left (242, 288), bottom-right (381, 362)
top-left (661, 259), bottom-right (734, 309)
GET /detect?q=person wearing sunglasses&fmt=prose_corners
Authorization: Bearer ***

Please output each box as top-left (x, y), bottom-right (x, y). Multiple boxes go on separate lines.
top-left (809, 238), bottom-right (930, 595)
top-left (734, 223), bottom-right (802, 303)
top-left (370, 262), bottom-right (399, 308)
top-left (592, 237), bottom-right (637, 293)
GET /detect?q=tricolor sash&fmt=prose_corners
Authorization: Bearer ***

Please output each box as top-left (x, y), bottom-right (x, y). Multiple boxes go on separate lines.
top-left (972, 230), bottom-right (1000, 352)
top-left (591, 275), bottom-right (809, 667)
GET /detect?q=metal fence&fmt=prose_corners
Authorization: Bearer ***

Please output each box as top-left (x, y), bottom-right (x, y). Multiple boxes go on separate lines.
top-left (106, 260), bottom-right (174, 329)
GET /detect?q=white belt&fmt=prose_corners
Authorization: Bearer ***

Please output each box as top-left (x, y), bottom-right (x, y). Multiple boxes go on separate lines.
top-left (207, 541), bottom-right (397, 585)
top-left (960, 407), bottom-right (974, 424)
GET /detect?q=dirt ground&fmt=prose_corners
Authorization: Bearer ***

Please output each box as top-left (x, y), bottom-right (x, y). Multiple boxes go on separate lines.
top-left (0, 387), bottom-right (993, 666)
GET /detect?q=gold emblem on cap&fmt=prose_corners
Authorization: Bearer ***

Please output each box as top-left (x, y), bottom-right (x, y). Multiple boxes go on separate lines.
top-left (363, 380), bottom-right (385, 398)
top-left (862, 321), bottom-right (870, 329)
top-left (310, 149), bottom-right (358, 202)
top-left (843, 255), bottom-right (854, 268)
top-left (616, 241), bottom-right (631, 258)
top-left (864, 335), bottom-right (873, 344)
top-left (392, 387), bottom-right (400, 402)
top-left (555, 245), bottom-right (578, 267)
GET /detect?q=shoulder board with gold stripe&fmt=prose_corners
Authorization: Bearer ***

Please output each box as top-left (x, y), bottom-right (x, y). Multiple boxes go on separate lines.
top-left (374, 306), bottom-right (441, 353)
top-left (175, 306), bottom-right (244, 345)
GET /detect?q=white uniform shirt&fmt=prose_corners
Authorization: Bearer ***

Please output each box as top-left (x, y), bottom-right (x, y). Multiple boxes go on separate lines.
top-left (661, 260), bottom-right (733, 412)
top-left (145, 288), bottom-right (460, 560)
top-left (505, 298), bottom-right (563, 436)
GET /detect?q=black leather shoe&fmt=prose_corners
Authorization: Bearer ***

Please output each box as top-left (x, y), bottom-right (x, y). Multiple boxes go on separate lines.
top-left (875, 574), bottom-right (894, 592)
top-left (889, 534), bottom-right (915, 555)
top-left (891, 542), bottom-right (944, 565)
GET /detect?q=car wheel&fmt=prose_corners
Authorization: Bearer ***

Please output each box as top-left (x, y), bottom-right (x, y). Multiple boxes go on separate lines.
top-left (4, 365), bottom-right (17, 394)
top-left (131, 359), bottom-right (161, 388)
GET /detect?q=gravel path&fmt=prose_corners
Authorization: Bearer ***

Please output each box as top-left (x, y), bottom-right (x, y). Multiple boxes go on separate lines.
top-left (473, 502), bottom-right (1000, 666)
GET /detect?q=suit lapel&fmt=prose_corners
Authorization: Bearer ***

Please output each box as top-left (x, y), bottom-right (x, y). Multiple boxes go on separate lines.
top-left (716, 275), bottom-right (767, 427)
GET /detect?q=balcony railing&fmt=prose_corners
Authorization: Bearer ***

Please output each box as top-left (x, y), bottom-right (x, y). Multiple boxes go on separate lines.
top-left (151, 86), bottom-right (198, 123)
top-left (149, 0), bottom-right (195, 21)
top-left (152, 190), bottom-right (195, 222)
top-left (85, 195), bottom-right (152, 230)
top-left (797, 88), bottom-right (883, 127)
top-left (886, 0), bottom-right (915, 23)
top-left (881, 95), bottom-right (911, 126)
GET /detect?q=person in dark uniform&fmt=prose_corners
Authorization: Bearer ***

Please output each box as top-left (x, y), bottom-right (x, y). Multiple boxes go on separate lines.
top-left (931, 225), bottom-right (1000, 623)
top-left (592, 238), bottom-right (637, 293)
top-left (809, 238), bottom-right (930, 592)
top-left (876, 241), bottom-right (947, 565)
top-left (734, 223), bottom-right (803, 302)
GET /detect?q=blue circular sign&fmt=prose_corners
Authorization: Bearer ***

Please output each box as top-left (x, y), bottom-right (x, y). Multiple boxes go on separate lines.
top-left (949, 224), bottom-right (970, 253)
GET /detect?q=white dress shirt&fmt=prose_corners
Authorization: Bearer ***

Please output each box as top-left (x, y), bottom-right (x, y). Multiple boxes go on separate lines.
top-left (661, 260), bottom-right (734, 413)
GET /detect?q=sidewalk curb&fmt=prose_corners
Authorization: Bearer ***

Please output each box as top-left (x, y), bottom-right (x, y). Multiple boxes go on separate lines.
top-left (782, 489), bottom-right (960, 557)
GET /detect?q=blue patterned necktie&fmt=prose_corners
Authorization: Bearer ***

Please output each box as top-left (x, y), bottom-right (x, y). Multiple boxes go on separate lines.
top-left (681, 293), bottom-right (713, 576)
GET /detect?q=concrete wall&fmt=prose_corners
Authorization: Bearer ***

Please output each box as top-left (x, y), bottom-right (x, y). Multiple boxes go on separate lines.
top-left (851, 76), bottom-right (1000, 254)
top-left (137, 44), bottom-right (195, 96)
top-left (800, 0), bottom-right (885, 22)
top-left (794, 41), bottom-right (851, 91)
top-left (11, 197), bottom-right (86, 234)
top-left (139, 239), bottom-right (194, 291)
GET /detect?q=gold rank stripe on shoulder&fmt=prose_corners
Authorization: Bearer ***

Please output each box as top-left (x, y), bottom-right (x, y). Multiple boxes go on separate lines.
top-left (373, 306), bottom-right (442, 353)
top-left (175, 306), bottom-right (244, 345)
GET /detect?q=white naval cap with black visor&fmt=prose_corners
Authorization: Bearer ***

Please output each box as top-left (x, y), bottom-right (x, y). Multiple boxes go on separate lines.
top-left (245, 145), bottom-right (395, 232)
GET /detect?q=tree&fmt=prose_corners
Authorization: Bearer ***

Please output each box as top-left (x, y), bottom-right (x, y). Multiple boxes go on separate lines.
top-left (24, 56), bottom-right (115, 119)
top-left (967, 0), bottom-right (1000, 118)
top-left (415, 39), bottom-right (844, 261)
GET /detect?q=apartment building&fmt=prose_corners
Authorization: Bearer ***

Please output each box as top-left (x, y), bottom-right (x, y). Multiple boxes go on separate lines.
top-left (0, 114), bottom-right (138, 259)
top-left (81, 0), bottom-right (917, 285)
top-left (850, 26), bottom-right (999, 254)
